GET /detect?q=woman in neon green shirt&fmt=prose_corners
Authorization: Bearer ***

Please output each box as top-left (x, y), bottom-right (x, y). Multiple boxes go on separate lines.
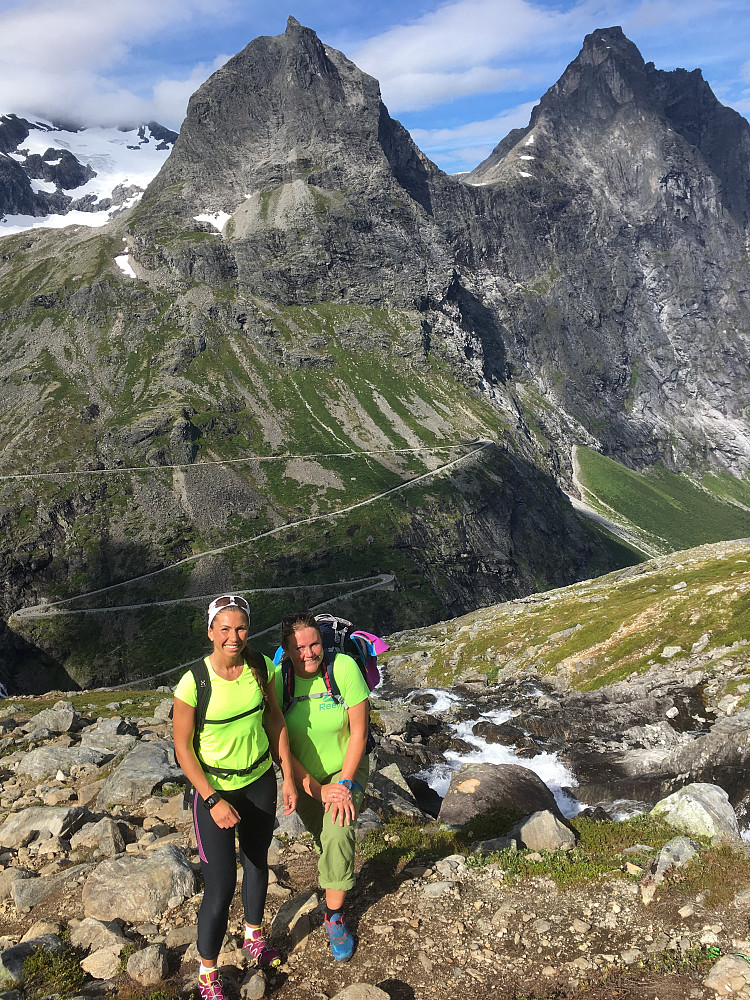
top-left (173, 595), bottom-right (297, 1000)
top-left (275, 611), bottom-right (370, 963)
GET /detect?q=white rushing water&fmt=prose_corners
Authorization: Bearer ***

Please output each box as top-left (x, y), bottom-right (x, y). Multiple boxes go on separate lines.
top-left (413, 688), bottom-right (582, 818)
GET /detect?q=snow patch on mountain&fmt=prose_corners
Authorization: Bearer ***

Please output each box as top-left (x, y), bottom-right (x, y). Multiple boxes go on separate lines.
top-left (0, 114), bottom-right (176, 238)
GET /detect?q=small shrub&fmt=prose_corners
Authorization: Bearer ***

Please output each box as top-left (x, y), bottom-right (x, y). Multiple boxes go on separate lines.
top-left (22, 945), bottom-right (86, 999)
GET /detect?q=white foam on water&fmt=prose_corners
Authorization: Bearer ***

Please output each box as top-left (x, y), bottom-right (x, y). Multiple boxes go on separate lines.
top-left (407, 687), bottom-right (463, 714)
top-left (415, 692), bottom-right (581, 818)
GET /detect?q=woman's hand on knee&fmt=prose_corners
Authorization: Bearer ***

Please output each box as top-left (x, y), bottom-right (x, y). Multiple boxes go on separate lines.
top-left (320, 782), bottom-right (351, 807)
top-left (209, 797), bottom-right (241, 829)
top-left (326, 796), bottom-right (356, 826)
top-left (320, 783), bottom-right (355, 827)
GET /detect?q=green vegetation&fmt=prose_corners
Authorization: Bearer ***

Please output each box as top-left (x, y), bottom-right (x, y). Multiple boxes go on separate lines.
top-left (576, 446), bottom-right (750, 553)
top-left (392, 539), bottom-right (750, 694)
top-left (21, 944), bottom-right (86, 1000)
top-left (358, 811), bottom-right (750, 899)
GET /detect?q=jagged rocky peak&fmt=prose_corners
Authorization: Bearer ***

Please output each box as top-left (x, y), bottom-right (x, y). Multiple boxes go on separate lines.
top-left (142, 16), bottom-right (439, 219)
top-left (134, 16), bottom-right (455, 305)
top-left (466, 25), bottom-right (750, 227)
top-left (545, 26), bottom-right (648, 116)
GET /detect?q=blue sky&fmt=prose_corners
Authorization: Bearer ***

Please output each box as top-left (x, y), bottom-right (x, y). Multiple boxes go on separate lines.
top-left (1, 0), bottom-right (748, 173)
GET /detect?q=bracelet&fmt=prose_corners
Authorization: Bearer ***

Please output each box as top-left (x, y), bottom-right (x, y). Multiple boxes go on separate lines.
top-left (337, 779), bottom-right (363, 793)
top-left (204, 791), bottom-right (221, 810)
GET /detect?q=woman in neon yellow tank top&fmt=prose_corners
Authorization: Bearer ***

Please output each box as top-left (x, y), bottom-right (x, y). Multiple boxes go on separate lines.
top-left (173, 595), bottom-right (297, 1000)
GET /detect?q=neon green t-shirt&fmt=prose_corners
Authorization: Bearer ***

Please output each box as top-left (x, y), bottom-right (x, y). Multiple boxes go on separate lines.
top-left (272, 652), bottom-right (369, 782)
top-left (173, 655), bottom-right (272, 791)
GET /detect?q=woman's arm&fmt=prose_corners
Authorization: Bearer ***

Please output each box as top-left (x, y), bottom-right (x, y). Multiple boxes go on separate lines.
top-left (172, 697), bottom-right (240, 829)
top-left (262, 680), bottom-right (298, 815)
top-left (325, 699), bottom-right (369, 827)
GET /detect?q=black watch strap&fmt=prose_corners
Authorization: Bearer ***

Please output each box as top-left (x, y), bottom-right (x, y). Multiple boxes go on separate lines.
top-left (204, 791), bottom-right (221, 810)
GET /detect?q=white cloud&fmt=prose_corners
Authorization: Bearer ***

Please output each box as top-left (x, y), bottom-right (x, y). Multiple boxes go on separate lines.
top-left (0, 0), bottom-right (226, 127)
top-left (351, 0), bottom-right (576, 111)
top-left (410, 101), bottom-right (538, 171)
top-left (385, 66), bottom-right (523, 111)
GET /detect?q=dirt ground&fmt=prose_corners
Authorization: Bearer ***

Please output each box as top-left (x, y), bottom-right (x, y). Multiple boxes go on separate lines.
top-left (199, 843), bottom-right (724, 1000)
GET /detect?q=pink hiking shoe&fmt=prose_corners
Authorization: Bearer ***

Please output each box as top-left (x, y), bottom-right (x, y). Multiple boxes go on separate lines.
top-left (198, 968), bottom-right (227, 1000)
top-left (243, 926), bottom-right (281, 968)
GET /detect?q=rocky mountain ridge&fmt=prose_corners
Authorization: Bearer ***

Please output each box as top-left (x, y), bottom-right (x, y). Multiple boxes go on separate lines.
top-left (2, 20), bottom-right (750, 689)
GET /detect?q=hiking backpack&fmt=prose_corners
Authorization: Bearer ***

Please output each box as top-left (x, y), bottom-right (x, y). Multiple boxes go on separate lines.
top-left (273, 613), bottom-right (388, 716)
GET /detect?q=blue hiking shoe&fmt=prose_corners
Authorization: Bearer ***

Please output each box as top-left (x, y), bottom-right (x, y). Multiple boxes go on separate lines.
top-left (324, 911), bottom-right (355, 962)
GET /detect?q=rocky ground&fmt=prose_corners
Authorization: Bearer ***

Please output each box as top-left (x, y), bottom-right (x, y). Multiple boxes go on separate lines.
top-left (0, 675), bottom-right (749, 1000)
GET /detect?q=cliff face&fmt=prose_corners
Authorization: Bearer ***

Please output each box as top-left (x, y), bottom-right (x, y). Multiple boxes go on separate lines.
top-left (133, 17), bottom-right (459, 308)
top-left (463, 26), bottom-right (750, 473)
top-left (1, 21), bottom-right (750, 690)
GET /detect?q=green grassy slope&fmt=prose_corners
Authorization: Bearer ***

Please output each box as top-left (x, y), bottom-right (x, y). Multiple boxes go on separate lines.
top-left (393, 538), bottom-right (750, 701)
top-left (575, 446), bottom-right (750, 554)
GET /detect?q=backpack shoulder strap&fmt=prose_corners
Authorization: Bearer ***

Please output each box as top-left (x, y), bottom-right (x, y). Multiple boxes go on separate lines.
top-left (322, 651), bottom-right (346, 707)
top-left (191, 658), bottom-right (212, 756)
top-left (281, 659), bottom-right (295, 715)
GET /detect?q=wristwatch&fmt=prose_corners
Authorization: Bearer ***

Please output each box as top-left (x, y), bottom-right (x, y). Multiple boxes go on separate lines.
top-left (337, 779), bottom-right (354, 791)
top-left (204, 791), bottom-right (222, 810)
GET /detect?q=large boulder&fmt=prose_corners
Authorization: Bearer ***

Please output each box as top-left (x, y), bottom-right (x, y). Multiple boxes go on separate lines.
top-left (0, 806), bottom-right (87, 848)
top-left (95, 740), bottom-right (182, 808)
top-left (17, 745), bottom-right (110, 780)
top-left (13, 863), bottom-right (94, 913)
top-left (437, 763), bottom-right (561, 827)
top-left (21, 700), bottom-right (79, 734)
top-left (650, 782), bottom-right (741, 840)
top-left (81, 844), bottom-right (195, 922)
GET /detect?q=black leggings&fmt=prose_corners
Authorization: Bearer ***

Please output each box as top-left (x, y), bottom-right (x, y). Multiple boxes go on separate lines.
top-left (193, 766), bottom-right (277, 961)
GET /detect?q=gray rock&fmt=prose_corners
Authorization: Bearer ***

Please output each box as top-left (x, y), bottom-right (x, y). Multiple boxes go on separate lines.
top-left (81, 845), bottom-right (195, 922)
top-left (81, 946), bottom-right (123, 980)
top-left (513, 810), bottom-right (577, 852)
top-left (126, 944), bottom-right (168, 986)
top-left (437, 763), bottom-right (561, 827)
top-left (274, 808), bottom-right (307, 838)
top-left (423, 881), bottom-right (456, 899)
top-left (68, 916), bottom-right (128, 953)
top-left (70, 818), bottom-right (126, 857)
top-left (271, 891), bottom-right (319, 938)
top-left (355, 808), bottom-right (384, 840)
top-left (153, 699), bottom-right (173, 722)
top-left (331, 987), bottom-right (391, 1000)
top-left (704, 954), bottom-right (750, 996)
top-left (21, 701), bottom-right (78, 734)
top-left (651, 782), bottom-right (741, 840)
top-left (471, 836), bottom-right (517, 855)
top-left (16, 746), bottom-right (110, 780)
top-left (12, 863), bottom-right (94, 912)
top-left (240, 969), bottom-right (266, 1000)
top-left (95, 740), bottom-right (181, 807)
top-left (84, 716), bottom-right (139, 737)
top-left (0, 868), bottom-right (34, 902)
top-left (0, 934), bottom-right (64, 985)
top-left (0, 806), bottom-right (87, 849)
top-left (367, 763), bottom-right (427, 820)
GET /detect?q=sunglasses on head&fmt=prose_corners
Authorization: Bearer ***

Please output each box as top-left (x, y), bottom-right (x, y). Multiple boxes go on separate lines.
top-left (208, 594), bottom-right (250, 627)
top-left (281, 610), bottom-right (315, 627)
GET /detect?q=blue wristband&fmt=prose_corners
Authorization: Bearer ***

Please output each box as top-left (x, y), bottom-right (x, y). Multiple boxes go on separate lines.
top-left (338, 778), bottom-right (363, 793)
